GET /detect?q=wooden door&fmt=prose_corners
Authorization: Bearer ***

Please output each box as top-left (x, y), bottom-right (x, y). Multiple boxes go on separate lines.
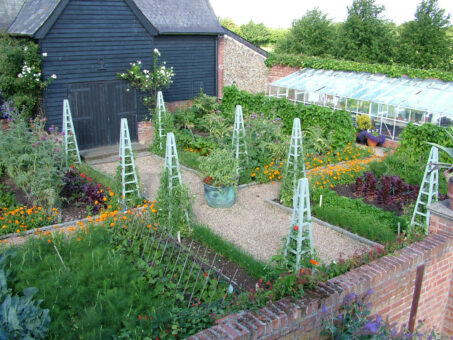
top-left (68, 80), bottom-right (137, 149)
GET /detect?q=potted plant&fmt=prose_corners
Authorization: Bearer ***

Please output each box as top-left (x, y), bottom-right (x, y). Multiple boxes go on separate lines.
top-left (357, 130), bottom-right (386, 147)
top-left (199, 148), bottom-right (239, 208)
top-left (356, 114), bottom-right (372, 132)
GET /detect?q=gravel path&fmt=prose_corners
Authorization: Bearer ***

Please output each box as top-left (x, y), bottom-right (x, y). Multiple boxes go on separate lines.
top-left (94, 155), bottom-right (370, 263)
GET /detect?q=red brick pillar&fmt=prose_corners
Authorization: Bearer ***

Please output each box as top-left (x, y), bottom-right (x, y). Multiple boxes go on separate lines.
top-left (137, 121), bottom-right (154, 145)
top-left (217, 35), bottom-right (225, 98)
top-left (429, 200), bottom-right (453, 336)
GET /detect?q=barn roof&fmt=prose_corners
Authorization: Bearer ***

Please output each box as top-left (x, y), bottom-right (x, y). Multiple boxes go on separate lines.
top-left (0, 0), bottom-right (25, 31)
top-left (133, 0), bottom-right (222, 34)
top-left (7, 0), bottom-right (222, 37)
top-left (8, 0), bottom-right (60, 36)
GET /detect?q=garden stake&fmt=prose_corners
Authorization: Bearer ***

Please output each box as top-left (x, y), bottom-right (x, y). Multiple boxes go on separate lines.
top-left (53, 244), bottom-right (67, 271)
top-left (170, 240), bottom-right (191, 280)
top-left (163, 242), bottom-right (178, 277)
top-left (146, 225), bottom-right (162, 260)
top-left (156, 91), bottom-right (166, 149)
top-left (285, 118), bottom-right (306, 186)
top-left (284, 178), bottom-right (314, 270)
top-left (196, 253), bottom-right (218, 307)
top-left (62, 99), bottom-right (81, 166)
top-left (232, 105), bottom-right (248, 174)
top-left (319, 194), bottom-right (323, 207)
top-left (182, 246), bottom-right (202, 297)
top-left (207, 271), bottom-right (221, 305)
top-left (187, 247), bottom-right (209, 308)
top-left (221, 268), bottom-right (239, 305)
top-left (410, 146), bottom-right (439, 233)
top-left (119, 118), bottom-right (141, 204)
top-left (140, 227), bottom-right (153, 258)
top-left (149, 228), bottom-right (165, 263)
top-left (158, 234), bottom-right (172, 263)
top-left (176, 241), bottom-right (195, 289)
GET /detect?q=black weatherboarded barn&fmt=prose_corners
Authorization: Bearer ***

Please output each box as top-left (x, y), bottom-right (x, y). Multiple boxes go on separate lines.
top-left (4, 0), bottom-right (222, 149)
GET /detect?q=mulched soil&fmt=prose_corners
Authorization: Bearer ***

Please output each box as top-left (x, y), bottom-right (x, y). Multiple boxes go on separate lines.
top-left (332, 183), bottom-right (405, 215)
top-left (1, 176), bottom-right (92, 223)
top-left (181, 238), bottom-right (257, 291)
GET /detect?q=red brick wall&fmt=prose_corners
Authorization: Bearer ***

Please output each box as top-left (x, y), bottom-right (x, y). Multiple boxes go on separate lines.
top-left (189, 200), bottom-right (453, 339)
top-left (267, 65), bottom-right (300, 86)
top-left (218, 35), bottom-right (225, 98)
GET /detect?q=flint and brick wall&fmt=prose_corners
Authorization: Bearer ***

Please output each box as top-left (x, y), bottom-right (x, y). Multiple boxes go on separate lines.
top-left (189, 200), bottom-right (453, 339)
top-left (218, 35), bottom-right (268, 96)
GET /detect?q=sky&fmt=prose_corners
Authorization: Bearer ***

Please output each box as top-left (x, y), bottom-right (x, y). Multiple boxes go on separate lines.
top-left (210, 0), bottom-right (453, 29)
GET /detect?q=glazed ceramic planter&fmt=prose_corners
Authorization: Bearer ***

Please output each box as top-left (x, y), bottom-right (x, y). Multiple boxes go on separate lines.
top-left (203, 183), bottom-right (236, 208)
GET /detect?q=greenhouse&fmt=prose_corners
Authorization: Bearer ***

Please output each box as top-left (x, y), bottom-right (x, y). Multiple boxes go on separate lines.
top-left (268, 69), bottom-right (453, 140)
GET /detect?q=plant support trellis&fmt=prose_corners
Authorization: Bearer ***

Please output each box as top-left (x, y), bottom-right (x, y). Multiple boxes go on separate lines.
top-left (62, 99), bottom-right (81, 166)
top-left (285, 117), bottom-right (306, 184)
top-left (156, 91), bottom-right (166, 149)
top-left (164, 132), bottom-right (190, 227)
top-left (232, 105), bottom-right (248, 174)
top-left (284, 178), bottom-right (313, 270)
top-left (410, 146), bottom-right (439, 233)
top-left (119, 118), bottom-right (140, 203)
top-left (111, 210), bottom-right (241, 310)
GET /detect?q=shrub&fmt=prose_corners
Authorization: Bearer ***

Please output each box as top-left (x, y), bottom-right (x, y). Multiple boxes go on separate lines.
top-left (0, 113), bottom-right (65, 211)
top-left (397, 123), bottom-right (453, 162)
top-left (265, 53), bottom-right (453, 82)
top-left (0, 33), bottom-right (52, 120)
top-left (356, 114), bottom-right (372, 130)
top-left (220, 86), bottom-right (356, 149)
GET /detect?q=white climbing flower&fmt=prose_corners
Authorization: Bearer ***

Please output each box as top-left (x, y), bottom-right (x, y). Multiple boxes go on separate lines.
top-left (51, 74), bottom-right (57, 79)
top-left (137, 60), bottom-right (141, 65)
top-left (42, 52), bottom-right (47, 57)
top-left (154, 48), bottom-right (160, 56)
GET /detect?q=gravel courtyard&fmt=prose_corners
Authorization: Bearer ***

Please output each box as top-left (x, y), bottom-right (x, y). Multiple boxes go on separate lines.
top-left (94, 154), bottom-right (371, 263)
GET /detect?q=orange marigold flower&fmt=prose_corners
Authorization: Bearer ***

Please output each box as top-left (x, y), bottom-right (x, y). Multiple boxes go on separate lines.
top-left (310, 259), bottom-right (319, 266)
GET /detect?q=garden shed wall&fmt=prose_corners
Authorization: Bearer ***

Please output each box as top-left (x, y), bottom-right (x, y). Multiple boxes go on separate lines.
top-left (218, 28), bottom-right (268, 96)
top-left (39, 0), bottom-right (154, 149)
top-left (189, 200), bottom-right (453, 339)
top-left (7, 0), bottom-right (222, 149)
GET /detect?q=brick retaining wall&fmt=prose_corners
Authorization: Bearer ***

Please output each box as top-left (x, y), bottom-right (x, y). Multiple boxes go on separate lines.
top-left (189, 200), bottom-right (453, 339)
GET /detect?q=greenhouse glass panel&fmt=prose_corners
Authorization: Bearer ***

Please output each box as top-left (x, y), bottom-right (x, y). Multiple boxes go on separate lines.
top-left (269, 68), bottom-right (453, 139)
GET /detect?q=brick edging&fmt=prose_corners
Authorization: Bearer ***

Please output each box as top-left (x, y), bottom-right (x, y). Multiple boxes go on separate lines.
top-left (188, 231), bottom-right (453, 339)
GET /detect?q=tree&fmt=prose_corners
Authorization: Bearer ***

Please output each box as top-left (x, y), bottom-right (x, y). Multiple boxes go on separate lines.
top-left (239, 21), bottom-right (271, 46)
top-left (276, 9), bottom-right (335, 56)
top-left (219, 17), bottom-right (241, 35)
top-left (335, 0), bottom-right (396, 64)
top-left (397, 0), bottom-right (452, 70)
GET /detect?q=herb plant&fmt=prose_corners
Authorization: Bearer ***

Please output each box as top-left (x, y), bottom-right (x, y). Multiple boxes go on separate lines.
top-left (199, 149), bottom-right (239, 187)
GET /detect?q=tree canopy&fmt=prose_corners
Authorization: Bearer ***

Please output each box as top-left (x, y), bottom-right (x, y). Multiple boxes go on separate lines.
top-left (397, 0), bottom-right (452, 70)
top-left (335, 0), bottom-right (396, 64)
top-left (239, 21), bottom-right (271, 46)
top-left (276, 9), bottom-right (335, 57)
